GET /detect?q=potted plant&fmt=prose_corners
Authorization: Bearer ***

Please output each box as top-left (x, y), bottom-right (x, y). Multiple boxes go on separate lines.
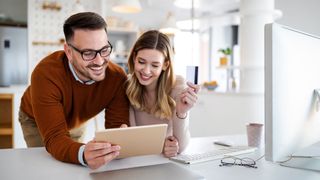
top-left (218, 47), bottom-right (232, 66)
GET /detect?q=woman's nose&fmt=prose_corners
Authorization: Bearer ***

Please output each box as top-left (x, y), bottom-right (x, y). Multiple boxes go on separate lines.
top-left (142, 65), bottom-right (151, 74)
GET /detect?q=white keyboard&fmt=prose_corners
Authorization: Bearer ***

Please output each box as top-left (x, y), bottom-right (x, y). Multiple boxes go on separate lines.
top-left (170, 146), bottom-right (257, 164)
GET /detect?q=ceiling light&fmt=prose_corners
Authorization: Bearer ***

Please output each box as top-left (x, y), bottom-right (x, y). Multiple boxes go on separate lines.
top-left (112, 0), bottom-right (142, 13)
top-left (159, 12), bottom-right (179, 35)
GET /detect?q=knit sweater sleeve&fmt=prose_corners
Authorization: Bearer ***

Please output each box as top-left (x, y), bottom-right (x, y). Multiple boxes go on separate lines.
top-left (172, 75), bottom-right (191, 153)
top-left (30, 64), bottom-right (81, 164)
top-left (104, 67), bottom-right (130, 128)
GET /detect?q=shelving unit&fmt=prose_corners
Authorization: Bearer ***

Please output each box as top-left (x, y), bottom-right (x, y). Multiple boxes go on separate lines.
top-left (108, 27), bottom-right (139, 73)
top-left (214, 65), bottom-right (264, 92)
top-left (0, 93), bottom-right (14, 148)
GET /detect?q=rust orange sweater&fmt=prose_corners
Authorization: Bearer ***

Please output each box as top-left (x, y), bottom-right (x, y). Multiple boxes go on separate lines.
top-left (20, 51), bottom-right (129, 164)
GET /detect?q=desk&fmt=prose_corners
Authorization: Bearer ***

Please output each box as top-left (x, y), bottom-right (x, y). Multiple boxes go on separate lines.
top-left (1, 135), bottom-right (319, 180)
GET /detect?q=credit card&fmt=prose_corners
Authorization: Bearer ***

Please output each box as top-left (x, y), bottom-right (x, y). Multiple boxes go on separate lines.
top-left (186, 66), bottom-right (198, 84)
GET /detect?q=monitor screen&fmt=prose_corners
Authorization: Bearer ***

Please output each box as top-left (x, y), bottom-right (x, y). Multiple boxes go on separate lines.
top-left (265, 23), bottom-right (320, 162)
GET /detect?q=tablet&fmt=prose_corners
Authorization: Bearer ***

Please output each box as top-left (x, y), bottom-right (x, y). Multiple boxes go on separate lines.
top-left (95, 124), bottom-right (168, 158)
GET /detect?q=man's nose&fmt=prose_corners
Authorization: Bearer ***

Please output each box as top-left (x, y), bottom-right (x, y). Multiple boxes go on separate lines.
top-left (92, 53), bottom-right (106, 65)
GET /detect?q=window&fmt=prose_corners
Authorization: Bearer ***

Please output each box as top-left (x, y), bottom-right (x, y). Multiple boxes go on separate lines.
top-left (173, 31), bottom-right (200, 78)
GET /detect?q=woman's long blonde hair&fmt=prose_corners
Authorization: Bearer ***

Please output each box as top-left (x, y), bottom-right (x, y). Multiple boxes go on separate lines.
top-left (126, 30), bottom-right (176, 119)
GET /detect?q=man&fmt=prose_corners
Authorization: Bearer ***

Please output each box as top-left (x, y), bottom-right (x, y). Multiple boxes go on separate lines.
top-left (19, 12), bottom-right (129, 170)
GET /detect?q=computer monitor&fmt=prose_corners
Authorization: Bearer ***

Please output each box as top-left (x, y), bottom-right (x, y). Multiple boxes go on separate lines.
top-left (265, 23), bottom-right (320, 162)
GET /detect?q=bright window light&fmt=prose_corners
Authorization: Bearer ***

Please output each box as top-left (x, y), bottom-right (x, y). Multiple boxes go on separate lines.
top-left (176, 19), bottom-right (200, 30)
top-left (174, 0), bottom-right (200, 9)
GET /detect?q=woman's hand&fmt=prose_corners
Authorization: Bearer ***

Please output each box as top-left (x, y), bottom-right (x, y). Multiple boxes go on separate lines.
top-left (163, 136), bottom-right (179, 157)
top-left (176, 82), bottom-right (200, 118)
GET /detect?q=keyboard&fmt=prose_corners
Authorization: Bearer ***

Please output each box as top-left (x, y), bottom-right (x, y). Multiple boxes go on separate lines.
top-left (169, 146), bottom-right (257, 164)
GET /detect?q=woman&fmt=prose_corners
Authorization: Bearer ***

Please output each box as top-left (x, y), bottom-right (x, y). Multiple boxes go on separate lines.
top-left (126, 30), bottom-right (200, 157)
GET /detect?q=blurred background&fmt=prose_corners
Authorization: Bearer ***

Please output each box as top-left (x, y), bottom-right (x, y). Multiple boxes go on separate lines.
top-left (0, 0), bottom-right (319, 148)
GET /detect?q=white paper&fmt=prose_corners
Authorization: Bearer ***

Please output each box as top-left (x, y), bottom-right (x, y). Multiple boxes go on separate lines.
top-left (90, 154), bottom-right (170, 173)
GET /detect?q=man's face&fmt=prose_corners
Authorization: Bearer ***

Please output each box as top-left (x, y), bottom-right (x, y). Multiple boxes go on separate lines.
top-left (65, 29), bottom-right (111, 82)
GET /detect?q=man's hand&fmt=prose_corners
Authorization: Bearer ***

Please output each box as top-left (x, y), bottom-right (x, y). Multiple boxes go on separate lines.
top-left (119, 124), bottom-right (128, 128)
top-left (84, 124), bottom-right (128, 169)
top-left (163, 136), bottom-right (179, 157)
top-left (83, 140), bottom-right (120, 169)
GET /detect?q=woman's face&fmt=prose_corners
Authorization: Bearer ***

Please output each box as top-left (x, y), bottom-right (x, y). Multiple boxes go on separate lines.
top-left (134, 49), bottom-right (168, 89)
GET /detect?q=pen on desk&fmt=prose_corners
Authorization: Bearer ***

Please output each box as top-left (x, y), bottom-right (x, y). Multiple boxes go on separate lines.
top-left (213, 141), bottom-right (233, 147)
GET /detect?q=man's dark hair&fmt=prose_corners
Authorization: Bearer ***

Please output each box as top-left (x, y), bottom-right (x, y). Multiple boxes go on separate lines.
top-left (63, 12), bottom-right (107, 42)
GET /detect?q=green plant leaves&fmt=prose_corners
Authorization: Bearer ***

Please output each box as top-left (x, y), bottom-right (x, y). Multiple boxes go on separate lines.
top-left (218, 47), bottom-right (232, 55)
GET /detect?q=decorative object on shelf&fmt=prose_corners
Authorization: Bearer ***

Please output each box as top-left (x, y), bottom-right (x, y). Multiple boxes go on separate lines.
top-left (113, 40), bottom-right (128, 62)
top-left (42, 1), bottom-right (62, 11)
top-left (218, 47), bottom-right (232, 66)
top-left (107, 28), bottom-right (138, 73)
top-left (203, 81), bottom-right (218, 91)
top-left (112, 0), bottom-right (142, 13)
top-left (106, 16), bottom-right (137, 30)
top-left (106, 16), bottom-right (119, 28)
top-left (231, 77), bottom-right (237, 90)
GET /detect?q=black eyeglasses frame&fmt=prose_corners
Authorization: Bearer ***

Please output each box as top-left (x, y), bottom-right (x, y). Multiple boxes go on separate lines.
top-left (68, 41), bottom-right (113, 61)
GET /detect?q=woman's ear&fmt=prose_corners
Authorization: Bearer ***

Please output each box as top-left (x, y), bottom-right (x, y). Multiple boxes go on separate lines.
top-left (162, 60), bottom-right (170, 71)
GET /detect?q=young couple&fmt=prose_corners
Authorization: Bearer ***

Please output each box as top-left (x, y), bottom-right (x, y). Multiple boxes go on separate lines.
top-left (19, 12), bottom-right (200, 170)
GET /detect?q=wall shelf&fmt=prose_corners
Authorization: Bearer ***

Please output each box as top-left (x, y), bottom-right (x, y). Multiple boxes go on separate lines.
top-left (32, 40), bottom-right (64, 46)
top-left (216, 65), bottom-right (264, 70)
top-left (213, 65), bottom-right (264, 92)
top-left (0, 127), bottom-right (13, 135)
top-left (0, 93), bottom-right (14, 148)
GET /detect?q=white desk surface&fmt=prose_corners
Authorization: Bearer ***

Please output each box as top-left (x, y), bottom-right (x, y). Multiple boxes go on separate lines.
top-left (1, 135), bottom-right (319, 180)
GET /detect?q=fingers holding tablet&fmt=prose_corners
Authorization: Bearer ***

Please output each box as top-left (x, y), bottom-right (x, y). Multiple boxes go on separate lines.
top-left (84, 140), bottom-right (121, 169)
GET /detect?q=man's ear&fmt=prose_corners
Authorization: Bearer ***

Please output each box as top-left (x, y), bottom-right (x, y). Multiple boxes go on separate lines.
top-left (162, 60), bottom-right (170, 71)
top-left (64, 43), bottom-right (72, 61)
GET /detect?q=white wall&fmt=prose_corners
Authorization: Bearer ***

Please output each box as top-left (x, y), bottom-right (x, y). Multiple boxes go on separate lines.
top-left (189, 92), bottom-right (264, 137)
top-left (275, 0), bottom-right (320, 36)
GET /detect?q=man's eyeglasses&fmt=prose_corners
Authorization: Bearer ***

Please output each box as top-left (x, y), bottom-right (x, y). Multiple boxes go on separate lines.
top-left (68, 41), bottom-right (113, 61)
top-left (219, 156), bottom-right (258, 168)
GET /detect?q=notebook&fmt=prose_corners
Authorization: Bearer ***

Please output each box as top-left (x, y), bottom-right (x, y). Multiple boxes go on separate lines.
top-left (90, 162), bottom-right (205, 180)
